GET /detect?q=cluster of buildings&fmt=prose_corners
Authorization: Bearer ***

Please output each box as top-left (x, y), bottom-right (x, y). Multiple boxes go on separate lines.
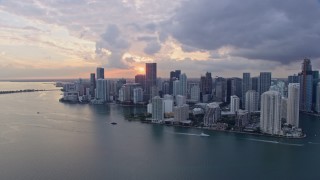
top-left (60, 58), bottom-right (319, 138)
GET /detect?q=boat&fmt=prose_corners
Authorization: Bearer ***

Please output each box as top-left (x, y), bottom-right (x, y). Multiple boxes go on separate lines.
top-left (111, 122), bottom-right (117, 125)
top-left (200, 132), bottom-right (210, 137)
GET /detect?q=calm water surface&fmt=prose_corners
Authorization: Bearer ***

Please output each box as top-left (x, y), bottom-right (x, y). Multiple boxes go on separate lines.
top-left (0, 82), bottom-right (319, 180)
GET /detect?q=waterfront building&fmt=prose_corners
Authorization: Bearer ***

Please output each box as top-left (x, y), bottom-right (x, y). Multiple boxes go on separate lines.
top-left (96, 79), bottom-right (109, 102)
top-left (145, 63), bottom-right (157, 101)
top-left (245, 90), bottom-right (259, 113)
top-left (152, 96), bottom-right (164, 121)
top-left (312, 71), bottom-right (319, 111)
top-left (235, 110), bottom-right (249, 128)
top-left (133, 88), bottom-right (144, 104)
top-left (96, 67), bottom-right (104, 79)
top-left (176, 95), bottom-right (186, 106)
top-left (174, 104), bottom-right (189, 122)
top-left (164, 99), bottom-right (174, 113)
top-left (203, 102), bottom-right (221, 126)
top-left (190, 84), bottom-right (200, 102)
top-left (260, 91), bottom-right (282, 135)
top-left (90, 73), bottom-right (96, 99)
top-left (230, 95), bottom-right (240, 113)
top-left (287, 83), bottom-right (300, 127)
top-left (281, 97), bottom-right (288, 121)
top-left (299, 58), bottom-right (313, 112)
top-left (147, 103), bottom-right (152, 114)
top-left (242, 73), bottom-right (251, 108)
top-left (118, 83), bottom-right (143, 103)
top-left (151, 86), bottom-right (159, 99)
top-left (135, 74), bottom-right (145, 91)
top-left (316, 82), bottom-right (320, 113)
top-left (259, 72), bottom-right (272, 95)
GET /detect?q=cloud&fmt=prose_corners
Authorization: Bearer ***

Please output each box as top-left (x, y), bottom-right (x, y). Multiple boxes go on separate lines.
top-left (166, 0), bottom-right (320, 63)
top-left (144, 41), bottom-right (161, 55)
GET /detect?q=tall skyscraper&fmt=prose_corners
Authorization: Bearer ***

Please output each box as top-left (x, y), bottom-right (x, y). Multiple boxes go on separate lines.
top-left (152, 96), bottom-right (164, 121)
top-left (260, 91), bottom-right (282, 135)
top-left (200, 72), bottom-right (213, 95)
top-left (96, 67), bottom-right (104, 79)
top-left (316, 82), bottom-right (320, 113)
top-left (245, 90), bottom-right (259, 113)
top-left (145, 63), bottom-right (157, 100)
top-left (299, 58), bottom-right (313, 112)
top-left (214, 77), bottom-right (226, 102)
top-left (169, 70), bottom-right (181, 94)
top-left (173, 80), bottom-right (181, 97)
top-left (96, 79), bottom-right (109, 101)
top-left (90, 73), bottom-right (96, 99)
top-left (287, 83), bottom-right (300, 127)
top-left (190, 84), bottom-right (200, 102)
top-left (179, 73), bottom-right (187, 96)
top-left (242, 73), bottom-right (251, 108)
top-left (312, 71), bottom-right (319, 110)
top-left (251, 77), bottom-right (259, 92)
top-left (230, 95), bottom-right (240, 113)
top-left (135, 74), bottom-right (145, 91)
top-left (259, 72), bottom-right (271, 95)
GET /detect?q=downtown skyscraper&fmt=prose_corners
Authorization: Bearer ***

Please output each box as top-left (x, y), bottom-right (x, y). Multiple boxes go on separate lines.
top-left (287, 83), bottom-right (300, 127)
top-left (260, 91), bottom-right (282, 135)
top-left (259, 72), bottom-right (271, 95)
top-left (96, 67), bottom-right (104, 79)
top-left (242, 73), bottom-right (251, 108)
top-left (145, 63), bottom-right (157, 100)
top-left (299, 58), bottom-right (313, 112)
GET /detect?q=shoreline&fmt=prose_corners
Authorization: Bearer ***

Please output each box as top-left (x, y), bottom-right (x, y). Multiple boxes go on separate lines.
top-left (140, 121), bottom-right (306, 139)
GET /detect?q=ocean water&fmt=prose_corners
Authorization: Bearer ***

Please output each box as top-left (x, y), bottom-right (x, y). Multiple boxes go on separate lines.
top-left (0, 82), bottom-right (319, 180)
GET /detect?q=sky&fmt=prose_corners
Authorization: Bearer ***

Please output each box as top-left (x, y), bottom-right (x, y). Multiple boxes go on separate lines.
top-left (0, 0), bottom-right (320, 79)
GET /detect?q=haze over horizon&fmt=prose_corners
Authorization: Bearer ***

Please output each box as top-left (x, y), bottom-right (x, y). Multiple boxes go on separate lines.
top-left (1, 0), bottom-right (320, 79)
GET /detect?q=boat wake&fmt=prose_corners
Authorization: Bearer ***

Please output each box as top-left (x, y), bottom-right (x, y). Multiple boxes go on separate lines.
top-left (167, 131), bottom-right (209, 137)
top-left (308, 142), bottom-right (320, 145)
top-left (244, 138), bottom-right (304, 146)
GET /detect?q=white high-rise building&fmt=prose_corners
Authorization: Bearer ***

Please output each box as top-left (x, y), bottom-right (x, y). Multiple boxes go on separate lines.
top-left (163, 99), bottom-right (174, 113)
top-left (174, 104), bottom-right (189, 122)
top-left (287, 83), bottom-right (300, 127)
top-left (203, 102), bottom-right (221, 126)
top-left (260, 91), bottom-right (282, 135)
top-left (190, 85), bottom-right (200, 102)
top-left (176, 95), bottom-right (186, 106)
top-left (152, 96), bottom-right (164, 122)
top-left (179, 73), bottom-right (187, 96)
top-left (230, 95), bottom-right (240, 113)
top-left (281, 97), bottom-right (288, 120)
top-left (316, 82), bottom-right (320, 113)
top-left (133, 88), bottom-right (143, 104)
top-left (96, 79), bottom-right (109, 101)
top-left (245, 90), bottom-right (259, 113)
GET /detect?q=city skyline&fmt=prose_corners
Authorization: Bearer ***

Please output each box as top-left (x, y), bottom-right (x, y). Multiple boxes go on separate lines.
top-left (1, 1), bottom-right (320, 79)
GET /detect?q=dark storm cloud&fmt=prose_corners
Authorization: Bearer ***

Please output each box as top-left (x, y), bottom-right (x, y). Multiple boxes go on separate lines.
top-left (167, 0), bottom-right (320, 63)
